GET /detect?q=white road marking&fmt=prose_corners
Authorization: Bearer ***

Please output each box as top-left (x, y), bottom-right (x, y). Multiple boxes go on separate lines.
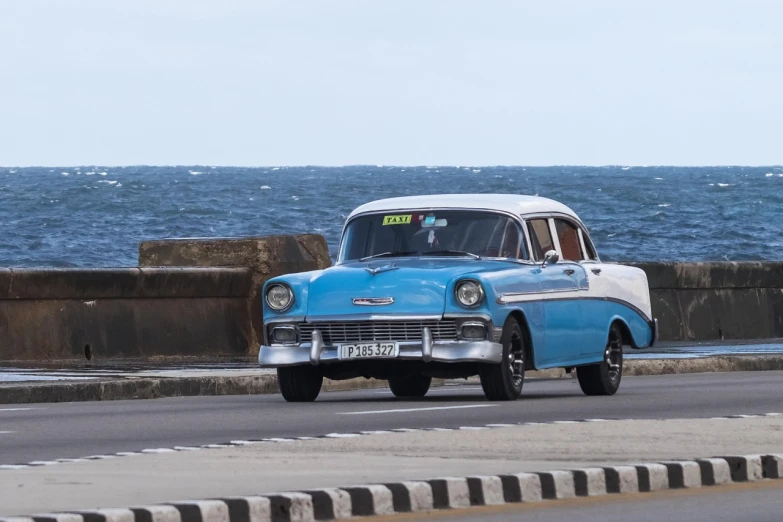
top-left (372, 386), bottom-right (483, 394)
top-left (340, 404), bottom-right (497, 415)
top-left (0, 408), bottom-right (41, 412)
top-left (0, 431), bottom-right (15, 435)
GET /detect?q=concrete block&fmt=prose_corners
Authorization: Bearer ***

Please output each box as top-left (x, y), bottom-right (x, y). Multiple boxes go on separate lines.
top-left (364, 485), bottom-right (394, 516)
top-left (513, 473), bottom-right (543, 502)
top-left (139, 234), bottom-right (331, 348)
top-left (401, 481), bottom-right (434, 511)
top-left (193, 500), bottom-right (230, 522)
top-left (612, 466), bottom-right (640, 493)
top-left (723, 455), bottom-right (764, 482)
top-left (467, 476), bottom-right (505, 505)
top-left (86, 511), bottom-right (135, 522)
top-left (761, 454), bottom-right (783, 479)
top-left (427, 477), bottom-right (470, 509)
top-left (635, 463), bottom-right (669, 492)
top-left (536, 471), bottom-right (576, 499)
top-left (137, 505), bottom-right (182, 522)
top-left (573, 468), bottom-right (607, 496)
top-left (661, 461), bottom-right (702, 489)
top-left (697, 459), bottom-right (732, 486)
top-left (267, 493), bottom-right (314, 522)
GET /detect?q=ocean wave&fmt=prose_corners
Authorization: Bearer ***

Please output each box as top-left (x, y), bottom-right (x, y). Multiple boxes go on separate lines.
top-left (0, 165), bottom-right (781, 266)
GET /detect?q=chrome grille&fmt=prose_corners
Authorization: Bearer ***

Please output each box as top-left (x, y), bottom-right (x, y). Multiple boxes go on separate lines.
top-left (298, 320), bottom-right (459, 344)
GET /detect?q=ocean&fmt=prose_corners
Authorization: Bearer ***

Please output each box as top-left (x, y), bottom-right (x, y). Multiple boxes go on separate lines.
top-left (0, 165), bottom-right (781, 267)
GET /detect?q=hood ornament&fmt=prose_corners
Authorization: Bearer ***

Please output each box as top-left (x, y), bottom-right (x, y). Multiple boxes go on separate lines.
top-left (365, 262), bottom-right (399, 276)
top-left (352, 297), bottom-right (395, 306)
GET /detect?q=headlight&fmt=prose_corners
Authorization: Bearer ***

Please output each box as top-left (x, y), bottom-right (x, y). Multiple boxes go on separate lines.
top-left (266, 283), bottom-right (294, 311)
top-left (455, 280), bottom-right (484, 308)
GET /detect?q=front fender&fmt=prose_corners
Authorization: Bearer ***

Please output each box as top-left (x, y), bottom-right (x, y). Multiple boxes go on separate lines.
top-left (262, 272), bottom-right (319, 321)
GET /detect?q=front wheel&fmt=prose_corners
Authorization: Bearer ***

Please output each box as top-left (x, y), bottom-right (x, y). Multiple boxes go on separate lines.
top-left (388, 374), bottom-right (432, 398)
top-left (479, 317), bottom-right (525, 401)
top-left (576, 322), bottom-right (624, 396)
top-left (277, 366), bottom-right (323, 402)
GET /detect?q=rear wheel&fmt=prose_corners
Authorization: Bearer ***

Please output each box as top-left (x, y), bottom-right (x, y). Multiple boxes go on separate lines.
top-left (277, 366), bottom-right (323, 402)
top-left (388, 374), bottom-right (432, 398)
top-left (479, 316), bottom-right (525, 401)
top-left (576, 322), bottom-right (624, 396)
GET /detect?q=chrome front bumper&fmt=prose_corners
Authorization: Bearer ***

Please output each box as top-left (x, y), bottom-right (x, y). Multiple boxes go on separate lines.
top-left (259, 326), bottom-right (503, 368)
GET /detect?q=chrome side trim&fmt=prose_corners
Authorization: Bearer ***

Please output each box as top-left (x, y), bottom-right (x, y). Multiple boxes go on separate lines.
top-left (497, 287), bottom-right (585, 303)
top-left (305, 314), bottom-right (444, 322)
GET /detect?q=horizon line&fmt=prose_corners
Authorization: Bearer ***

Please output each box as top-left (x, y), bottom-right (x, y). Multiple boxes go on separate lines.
top-left (2, 163), bottom-right (782, 169)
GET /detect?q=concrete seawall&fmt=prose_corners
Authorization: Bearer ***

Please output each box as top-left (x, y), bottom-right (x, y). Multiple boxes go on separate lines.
top-left (628, 261), bottom-right (783, 342)
top-left (1, 236), bottom-right (781, 365)
top-left (0, 267), bottom-right (252, 364)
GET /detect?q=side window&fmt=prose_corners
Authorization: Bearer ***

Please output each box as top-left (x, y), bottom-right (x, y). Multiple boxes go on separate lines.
top-left (554, 218), bottom-right (584, 261)
top-left (580, 229), bottom-right (598, 260)
top-left (527, 219), bottom-right (554, 260)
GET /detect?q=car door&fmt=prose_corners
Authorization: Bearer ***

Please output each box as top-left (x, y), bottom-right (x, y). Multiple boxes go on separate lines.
top-left (552, 217), bottom-right (607, 357)
top-left (527, 217), bottom-right (585, 364)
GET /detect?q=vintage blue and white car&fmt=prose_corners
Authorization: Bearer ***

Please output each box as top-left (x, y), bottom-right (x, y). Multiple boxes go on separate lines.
top-left (259, 194), bottom-right (658, 402)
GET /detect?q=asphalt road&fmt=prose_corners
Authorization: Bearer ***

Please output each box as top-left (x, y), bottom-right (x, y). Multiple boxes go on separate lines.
top-left (372, 480), bottom-right (783, 522)
top-left (1, 371), bottom-right (782, 465)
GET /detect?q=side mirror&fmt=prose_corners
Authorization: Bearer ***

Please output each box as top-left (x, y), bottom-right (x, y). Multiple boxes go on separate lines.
top-left (542, 250), bottom-right (560, 267)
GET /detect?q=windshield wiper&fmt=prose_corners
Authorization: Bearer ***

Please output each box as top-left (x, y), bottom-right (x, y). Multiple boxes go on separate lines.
top-left (359, 250), bottom-right (419, 261)
top-left (423, 250), bottom-right (481, 259)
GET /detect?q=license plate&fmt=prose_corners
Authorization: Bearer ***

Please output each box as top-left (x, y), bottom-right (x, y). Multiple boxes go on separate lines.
top-left (339, 342), bottom-right (399, 360)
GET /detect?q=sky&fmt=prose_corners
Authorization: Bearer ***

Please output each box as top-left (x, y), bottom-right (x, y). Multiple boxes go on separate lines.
top-left (0, 0), bottom-right (781, 167)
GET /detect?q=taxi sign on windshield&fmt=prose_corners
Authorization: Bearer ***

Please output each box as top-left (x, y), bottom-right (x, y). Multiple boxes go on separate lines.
top-left (382, 214), bottom-right (412, 225)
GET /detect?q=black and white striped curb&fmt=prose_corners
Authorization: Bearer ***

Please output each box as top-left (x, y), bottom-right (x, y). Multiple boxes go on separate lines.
top-left (1, 412), bottom-right (780, 471)
top-left (2, 453), bottom-right (781, 522)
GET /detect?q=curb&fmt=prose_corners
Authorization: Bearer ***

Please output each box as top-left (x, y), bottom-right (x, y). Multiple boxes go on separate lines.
top-left (0, 370), bottom-right (563, 405)
top-left (2, 453), bottom-right (781, 521)
top-left (1, 355), bottom-right (782, 405)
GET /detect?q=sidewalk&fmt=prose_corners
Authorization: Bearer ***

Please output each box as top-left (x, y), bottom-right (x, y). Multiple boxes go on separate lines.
top-left (1, 415), bottom-right (781, 516)
top-left (2, 348), bottom-right (783, 404)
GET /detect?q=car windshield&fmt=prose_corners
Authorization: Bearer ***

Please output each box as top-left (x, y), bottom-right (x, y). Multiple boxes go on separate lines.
top-left (338, 209), bottom-right (529, 262)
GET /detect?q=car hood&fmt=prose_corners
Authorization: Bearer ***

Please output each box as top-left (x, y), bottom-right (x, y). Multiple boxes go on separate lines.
top-left (304, 258), bottom-right (503, 317)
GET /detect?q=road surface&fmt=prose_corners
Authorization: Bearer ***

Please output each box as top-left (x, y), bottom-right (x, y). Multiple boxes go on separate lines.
top-left (1, 371), bottom-right (781, 465)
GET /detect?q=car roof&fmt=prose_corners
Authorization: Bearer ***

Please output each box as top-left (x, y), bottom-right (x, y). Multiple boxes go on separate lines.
top-left (347, 194), bottom-right (581, 221)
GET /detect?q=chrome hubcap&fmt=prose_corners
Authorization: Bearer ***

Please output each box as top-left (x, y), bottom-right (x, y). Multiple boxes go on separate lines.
top-left (606, 330), bottom-right (623, 381)
top-left (508, 334), bottom-right (524, 387)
